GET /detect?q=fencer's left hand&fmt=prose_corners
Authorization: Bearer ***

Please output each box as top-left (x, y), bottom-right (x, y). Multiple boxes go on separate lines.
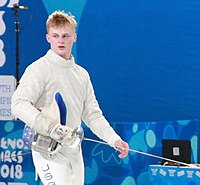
top-left (114, 139), bottom-right (129, 158)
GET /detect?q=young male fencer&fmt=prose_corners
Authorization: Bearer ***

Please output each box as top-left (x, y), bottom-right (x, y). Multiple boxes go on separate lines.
top-left (11, 10), bottom-right (129, 185)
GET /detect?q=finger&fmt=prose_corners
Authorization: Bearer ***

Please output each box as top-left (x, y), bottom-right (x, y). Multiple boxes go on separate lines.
top-left (118, 151), bottom-right (128, 158)
top-left (118, 147), bottom-right (129, 158)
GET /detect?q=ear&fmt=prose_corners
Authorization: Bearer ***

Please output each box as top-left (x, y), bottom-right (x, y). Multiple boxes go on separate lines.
top-left (73, 33), bottom-right (77, 43)
top-left (46, 34), bottom-right (50, 43)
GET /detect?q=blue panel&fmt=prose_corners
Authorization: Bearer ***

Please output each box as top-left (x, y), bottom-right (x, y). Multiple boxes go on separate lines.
top-left (0, 120), bottom-right (198, 184)
top-left (1, 0), bottom-right (200, 134)
top-left (77, 0), bottom-right (200, 122)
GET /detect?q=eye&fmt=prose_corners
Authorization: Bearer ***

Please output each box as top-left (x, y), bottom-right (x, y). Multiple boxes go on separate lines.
top-left (64, 34), bottom-right (71, 38)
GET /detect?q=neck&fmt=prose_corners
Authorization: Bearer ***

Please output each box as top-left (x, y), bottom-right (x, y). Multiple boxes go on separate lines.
top-left (66, 55), bottom-right (72, 60)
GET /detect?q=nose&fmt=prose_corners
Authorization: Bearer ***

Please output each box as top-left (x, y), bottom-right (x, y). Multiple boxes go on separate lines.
top-left (58, 36), bottom-right (64, 43)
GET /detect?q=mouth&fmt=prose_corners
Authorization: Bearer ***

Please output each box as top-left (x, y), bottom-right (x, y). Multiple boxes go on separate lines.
top-left (58, 46), bottom-right (65, 49)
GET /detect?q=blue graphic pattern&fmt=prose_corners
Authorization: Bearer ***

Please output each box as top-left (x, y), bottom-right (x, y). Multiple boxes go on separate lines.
top-left (82, 119), bottom-right (199, 185)
top-left (0, 119), bottom-right (199, 184)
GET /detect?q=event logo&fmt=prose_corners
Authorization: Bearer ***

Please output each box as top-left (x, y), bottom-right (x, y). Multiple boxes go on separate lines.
top-left (0, 121), bottom-right (30, 185)
top-left (0, 0), bottom-right (19, 67)
top-left (0, 76), bottom-right (16, 120)
top-left (0, 137), bottom-right (24, 179)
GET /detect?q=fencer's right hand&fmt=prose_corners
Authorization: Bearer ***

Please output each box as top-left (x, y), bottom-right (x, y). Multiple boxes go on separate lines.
top-left (49, 124), bottom-right (73, 143)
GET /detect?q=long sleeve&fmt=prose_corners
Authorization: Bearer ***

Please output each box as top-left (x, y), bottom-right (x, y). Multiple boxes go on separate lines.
top-left (11, 56), bottom-right (57, 136)
top-left (81, 73), bottom-right (121, 147)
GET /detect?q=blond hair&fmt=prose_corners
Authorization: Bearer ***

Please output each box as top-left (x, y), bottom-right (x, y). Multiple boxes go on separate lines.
top-left (46, 10), bottom-right (77, 33)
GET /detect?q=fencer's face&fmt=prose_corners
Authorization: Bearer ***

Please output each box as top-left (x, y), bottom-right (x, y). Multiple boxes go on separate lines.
top-left (46, 25), bottom-right (76, 60)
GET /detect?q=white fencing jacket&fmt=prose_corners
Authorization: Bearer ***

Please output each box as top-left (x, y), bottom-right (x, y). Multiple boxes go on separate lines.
top-left (11, 49), bottom-right (121, 147)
